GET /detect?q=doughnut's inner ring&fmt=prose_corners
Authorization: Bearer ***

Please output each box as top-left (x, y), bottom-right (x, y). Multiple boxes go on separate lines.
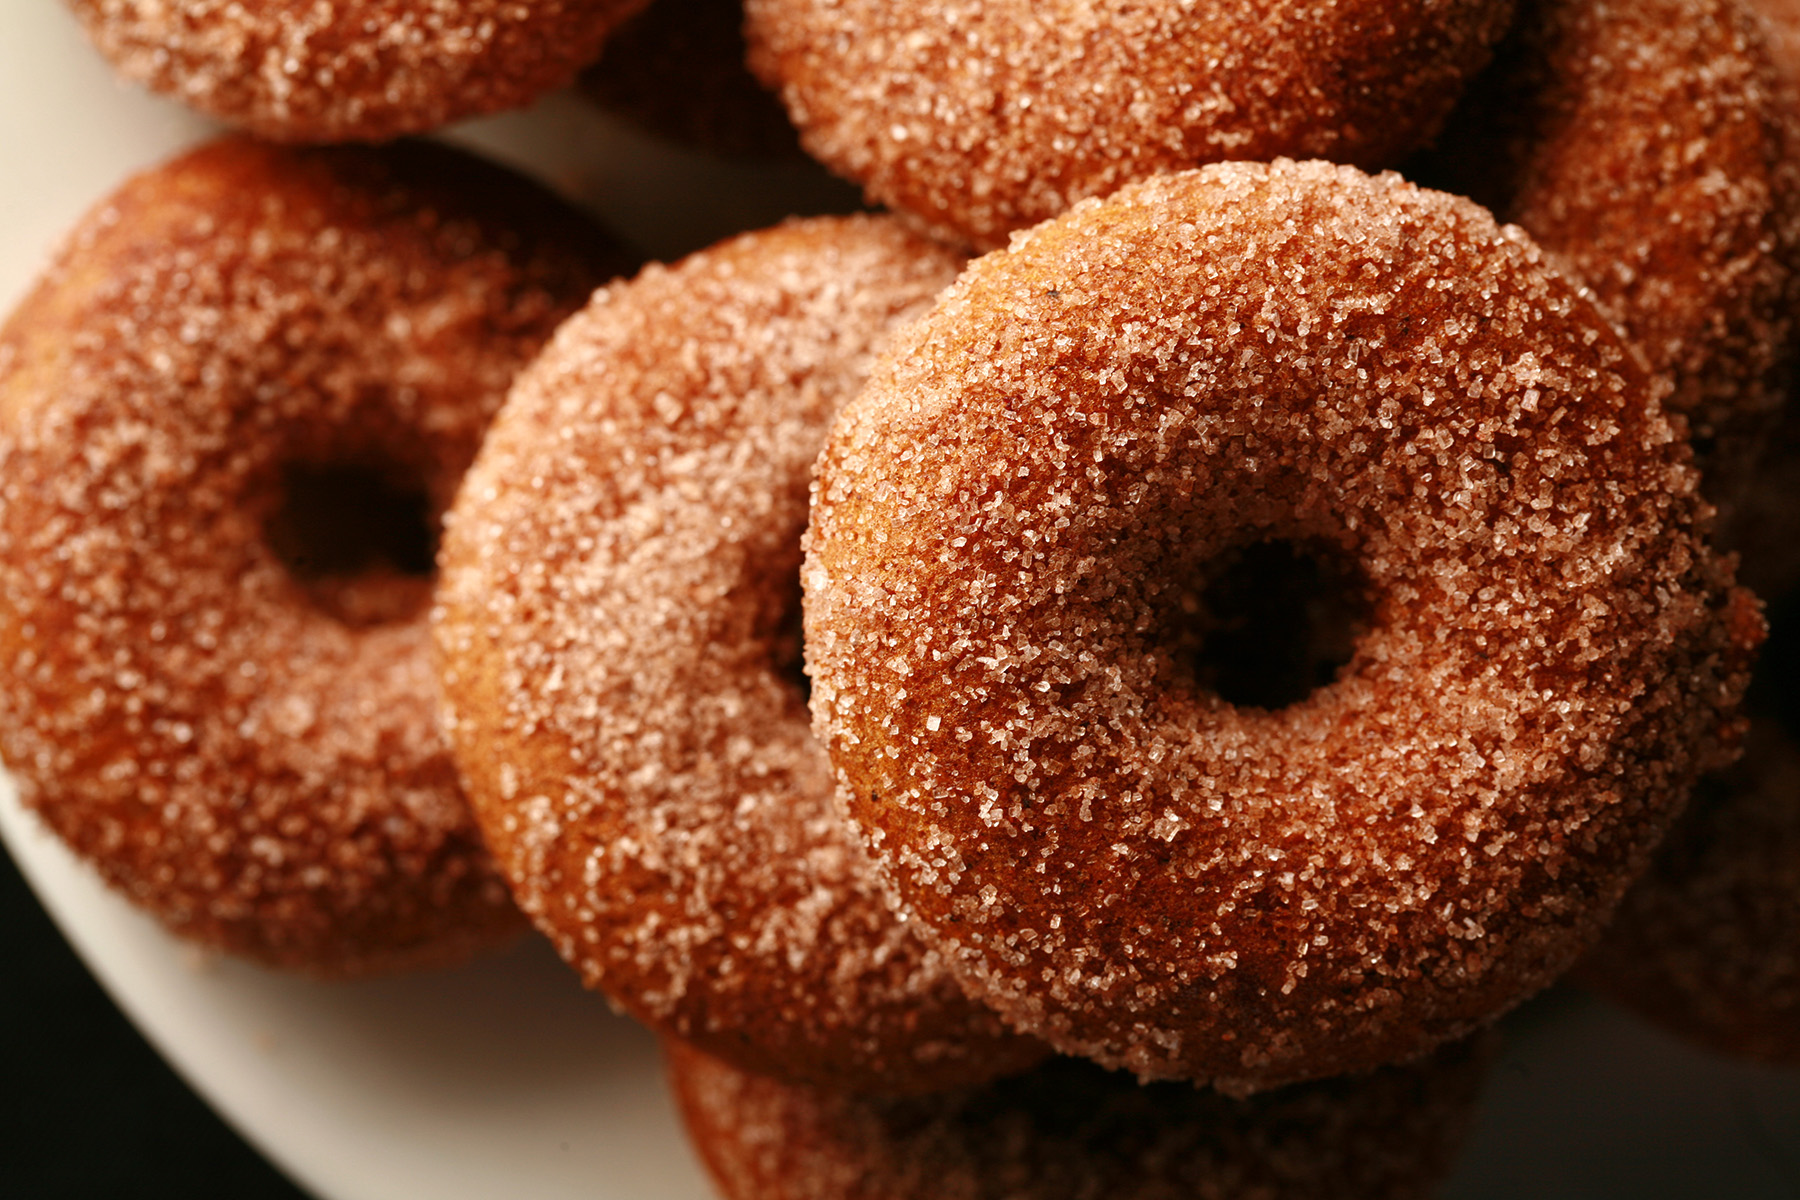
top-left (262, 452), bottom-right (438, 628)
top-left (1177, 537), bottom-right (1371, 712)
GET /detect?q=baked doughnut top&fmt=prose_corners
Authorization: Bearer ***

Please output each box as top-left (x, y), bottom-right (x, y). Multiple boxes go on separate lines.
top-left (805, 159), bottom-right (1760, 1090)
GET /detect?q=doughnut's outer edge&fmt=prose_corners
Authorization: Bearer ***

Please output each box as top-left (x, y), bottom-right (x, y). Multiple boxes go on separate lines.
top-left (744, 0), bottom-right (1519, 251)
top-left (66, 0), bottom-right (652, 143)
top-left (0, 136), bottom-right (631, 975)
top-left (1577, 376), bottom-right (1800, 1065)
top-left (663, 1034), bottom-right (1494, 1200)
top-left (433, 214), bottom-right (1048, 1093)
top-left (804, 159), bottom-right (1761, 1091)
top-left (1579, 716), bottom-right (1800, 1065)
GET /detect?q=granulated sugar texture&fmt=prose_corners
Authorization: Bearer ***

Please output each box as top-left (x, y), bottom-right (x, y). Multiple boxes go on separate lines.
top-left (0, 138), bottom-right (622, 972)
top-left (745, 0), bottom-right (1517, 249)
top-left (805, 160), bottom-right (1761, 1092)
top-left (434, 215), bottom-right (1044, 1092)
top-left (1581, 388), bottom-right (1800, 1064)
top-left (68, 0), bottom-right (650, 141)
top-left (1411, 0), bottom-right (1800, 469)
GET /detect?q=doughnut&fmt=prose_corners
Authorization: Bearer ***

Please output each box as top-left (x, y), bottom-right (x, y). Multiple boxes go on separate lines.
top-left (1580, 401), bottom-right (1800, 1064)
top-left (0, 137), bottom-right (631, 974)
top-left (743, 0), bottom-right (1518, 249)
top-left (666, 1036), bottom-right (1491, 1200)
top-left (804, 159), bottom-right (1761, 1092)
top-left (580, 0), bottom-right (805, 161)
top-left (66, 0), bottom-right (650, 143)
top-left (1755, 0), bottom-right (1800, 77)
top-left (1407, 0), bottom-right (1800, 476)
top-left (434, 215), bottom-right (1044, 1092)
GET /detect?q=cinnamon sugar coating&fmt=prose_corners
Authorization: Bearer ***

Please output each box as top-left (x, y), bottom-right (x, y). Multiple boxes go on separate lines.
top-left (744, 0), bottom-right (1516, 250)
top-left (804, 161), bottom-right (1761, 1091)
top-left (434, 215), bottom-right (1044, 1092)
top-left (666, 1035), bottom-right (1491, 1200)
top-left (67, 0), bottom-right (649, 143)
top-left (1754, 0), bottom-right (1800, 77)
top-left (1567, 4), bottom-right (1800, 1062)
top-left (0, 137), bottom-right (629, 974)
top-left (580, 0), bottom-right (805, 161)
top-left (1409, 0), bottom-right (1800, 470)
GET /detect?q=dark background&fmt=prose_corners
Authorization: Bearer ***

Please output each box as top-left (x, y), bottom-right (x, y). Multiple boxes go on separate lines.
top-left (1, 842), bottom-right (308, 1199)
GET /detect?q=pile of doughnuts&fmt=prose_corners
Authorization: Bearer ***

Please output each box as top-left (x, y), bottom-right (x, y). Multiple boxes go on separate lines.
top-left (7, 0), bottom-right (1800, 1194)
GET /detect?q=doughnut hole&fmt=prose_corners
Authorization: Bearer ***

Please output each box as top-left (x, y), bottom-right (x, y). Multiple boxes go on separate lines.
top-left (263, 457), bottom-right (439, 629)
top-left (1176, 538), bottom-right (1373, 712)
top-left (734, 529), bottom-right (814, 713)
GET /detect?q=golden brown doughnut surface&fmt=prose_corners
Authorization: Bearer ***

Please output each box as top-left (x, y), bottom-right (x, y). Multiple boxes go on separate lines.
top-left (745, 0), bottom-right (1517, 249)
top-left (667, 1036), bottom-right (1490, 1200)
top-left (1754, 0), bottom-right (1800, 74)
top-left (434, 215), bottom-right (1043, 1092)
top-left (68, 0), bottom-right (650, 142)
top-left (805, 160), bottom-right (1760, 1091)
top-left (0, 137), bottom-right (630, 974)
top-left (1410, 0), bottom-right (1800, 467)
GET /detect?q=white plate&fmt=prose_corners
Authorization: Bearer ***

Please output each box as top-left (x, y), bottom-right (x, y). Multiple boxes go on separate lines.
top-left (2, 7), bottom-right (1798, 1200)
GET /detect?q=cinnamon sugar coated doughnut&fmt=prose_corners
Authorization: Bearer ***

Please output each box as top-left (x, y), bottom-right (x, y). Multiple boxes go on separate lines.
top-left (0, 137), bottom-right (630, 974)
top-left (434, 215), bottom-right (1044, 1091)
top-left (67, 0), bottom-right (650, 142)
top-left (666, 1036), bottom-right (1491, 1200)
top-left (745, 0), bottom-right (1517, 249)
top-left (804, 160), bottom-right (1761, 1091)
top-left (1410, 0), bottom-right (1800, 464)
